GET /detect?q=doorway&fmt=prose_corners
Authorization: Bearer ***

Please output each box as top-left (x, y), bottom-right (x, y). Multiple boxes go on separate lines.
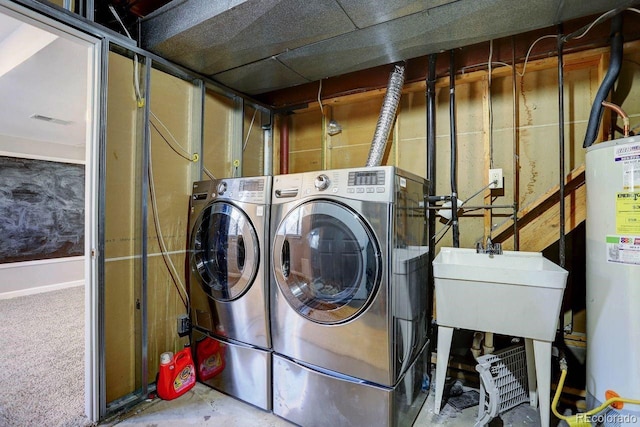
top-left (0, 2), bottom-right (99, 424)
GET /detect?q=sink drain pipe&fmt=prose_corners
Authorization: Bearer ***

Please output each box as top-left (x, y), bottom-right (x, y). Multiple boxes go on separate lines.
top-left (557, 26), bottom-right (566, 269)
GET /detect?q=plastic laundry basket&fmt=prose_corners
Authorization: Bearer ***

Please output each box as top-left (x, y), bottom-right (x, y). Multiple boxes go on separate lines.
top-left (475, 345), bottom-right (530, 427)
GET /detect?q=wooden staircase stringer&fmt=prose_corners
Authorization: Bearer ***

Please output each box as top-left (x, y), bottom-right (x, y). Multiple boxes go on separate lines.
top-left (492, 164), bottom-right (586, 252)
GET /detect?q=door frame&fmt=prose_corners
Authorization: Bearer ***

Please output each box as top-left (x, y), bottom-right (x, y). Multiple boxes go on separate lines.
top-left (0, 0), bottom-right (101, 422)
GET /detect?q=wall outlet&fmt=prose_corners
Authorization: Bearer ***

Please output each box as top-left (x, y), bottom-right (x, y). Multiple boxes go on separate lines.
top-left (177, 314), bottom-right (191, 337)
top-left (489, 168), bottom-right (503, 189)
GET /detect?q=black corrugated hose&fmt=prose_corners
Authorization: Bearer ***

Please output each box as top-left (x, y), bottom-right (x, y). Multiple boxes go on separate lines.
top-left (582, 13), bottom-right (623, 148)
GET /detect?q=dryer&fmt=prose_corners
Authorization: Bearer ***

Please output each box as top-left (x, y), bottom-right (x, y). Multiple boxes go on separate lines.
top-left (188, 176), bottom-right (272, 410)
top-left (270, 166), bottom-right (430, 426)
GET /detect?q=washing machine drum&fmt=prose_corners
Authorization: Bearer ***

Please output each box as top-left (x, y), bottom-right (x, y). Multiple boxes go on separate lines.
top-left (273, 200), bottom-right (382, 324)
top-left (190, 202), bottom-right (259, 302)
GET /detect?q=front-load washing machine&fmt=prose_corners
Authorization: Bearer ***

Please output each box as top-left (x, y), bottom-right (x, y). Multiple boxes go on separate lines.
top-left (188, 176), bottom-right (272, 410)
top-left (270, 166), bottom-right (430, 426)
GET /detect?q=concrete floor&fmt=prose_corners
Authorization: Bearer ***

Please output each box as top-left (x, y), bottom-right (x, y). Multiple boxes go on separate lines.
top-left (103, 382), bottom-right (544, 426)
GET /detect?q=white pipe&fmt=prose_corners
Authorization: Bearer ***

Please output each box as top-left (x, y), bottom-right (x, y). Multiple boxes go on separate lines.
top-left (483, 332), bottom-right (495, 355)
top-left (471, 331), bottom-right (484, 360)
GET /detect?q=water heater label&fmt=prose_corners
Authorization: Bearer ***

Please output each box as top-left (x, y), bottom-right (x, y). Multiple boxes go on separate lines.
top-left (623, 161), bottom-right (640, 190)
top-left (606, 235), bottom-right (640, 265)
top-left (614, 143), bottom-right (640, 162)
top-left (616, 192), bottom-right (640, 235)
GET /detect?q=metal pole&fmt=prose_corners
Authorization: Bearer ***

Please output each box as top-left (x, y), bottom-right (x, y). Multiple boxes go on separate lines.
top-left (262, 111), bottom-right (273, 175)
top-left (140, 54), bottom-right (151, 400)
top-left (557, 26), bottom-right (566, 268)
top-left (427, 53), bottom-right (437, 340)
top-left (512, 37), bottom-right (519, 251)
top-left (280, 114), bottom-right (290, 174)
top-left (449, 50), bottom-right (460, 248)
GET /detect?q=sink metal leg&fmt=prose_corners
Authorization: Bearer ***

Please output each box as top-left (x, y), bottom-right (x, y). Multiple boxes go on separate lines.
top-left (524, 338), bottom-right (538, 407)
top-left (533, 340), bottom-right (552, 427)
top-left (434, 326), bottom-right (454, 415)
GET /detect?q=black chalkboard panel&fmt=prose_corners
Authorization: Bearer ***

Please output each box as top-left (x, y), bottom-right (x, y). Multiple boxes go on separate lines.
top-left (0, 156), bottom-right (84, 263)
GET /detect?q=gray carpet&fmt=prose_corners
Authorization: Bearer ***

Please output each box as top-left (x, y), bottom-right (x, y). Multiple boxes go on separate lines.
top-left (0, 286), bottom-right (90, 427)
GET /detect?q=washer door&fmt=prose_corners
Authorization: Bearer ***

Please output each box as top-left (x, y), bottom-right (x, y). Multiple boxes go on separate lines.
top-left (273, 200), bottom-right (381, 324)
top-left (190, 202), bottom-right (259, 301)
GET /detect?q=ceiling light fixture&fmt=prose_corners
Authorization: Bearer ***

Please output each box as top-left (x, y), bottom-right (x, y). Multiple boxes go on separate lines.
top-left (0, 23), bottom-right (58, 79)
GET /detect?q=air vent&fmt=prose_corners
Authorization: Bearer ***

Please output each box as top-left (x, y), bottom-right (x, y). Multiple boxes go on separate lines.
top-left (30, 114), bottom-right (73, 126)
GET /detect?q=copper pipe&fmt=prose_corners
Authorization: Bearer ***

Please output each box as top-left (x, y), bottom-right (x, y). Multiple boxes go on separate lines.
top-left (602, 101), bottom-right (630, 137)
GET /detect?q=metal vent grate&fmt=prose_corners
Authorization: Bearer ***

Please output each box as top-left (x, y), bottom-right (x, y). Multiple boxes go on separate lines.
top-left (30, 114), bottom-right (73, 126)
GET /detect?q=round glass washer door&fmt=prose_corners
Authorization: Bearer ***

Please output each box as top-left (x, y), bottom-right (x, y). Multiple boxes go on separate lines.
top-left (272, 200), bottom-right (381, 324)
top-left (190, 201), bottom-right (259, 301)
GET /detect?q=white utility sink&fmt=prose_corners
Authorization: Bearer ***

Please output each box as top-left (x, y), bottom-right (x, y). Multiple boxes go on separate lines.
top-left (433, 247), bottom-right (568, 341)
top-left (432, 247), bottom-right (568, 427)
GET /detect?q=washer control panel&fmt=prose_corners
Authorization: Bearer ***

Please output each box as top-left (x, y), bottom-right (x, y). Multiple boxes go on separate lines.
top-left (192, 176), bottom-right (271, 205)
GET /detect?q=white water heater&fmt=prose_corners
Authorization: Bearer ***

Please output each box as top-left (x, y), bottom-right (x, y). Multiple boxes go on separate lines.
top-left (586, 135), bottom-right (640, 426)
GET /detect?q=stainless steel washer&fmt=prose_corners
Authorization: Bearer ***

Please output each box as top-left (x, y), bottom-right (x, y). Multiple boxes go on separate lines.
top-left (188, 176), bottom-right (271, 410)
top-left (270, 166), bottom-right (430, 425)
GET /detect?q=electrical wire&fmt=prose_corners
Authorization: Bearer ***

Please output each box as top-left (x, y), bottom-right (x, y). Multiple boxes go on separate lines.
top-left (562, 7), bottom-right (624, 43)
top-left (243, 108), bottom-right (258, 152)
top-left (442, 6), bottom-right (629, 83)
top-left (203, 167), bottom-right (216, 180)
top-left (460, 61), bottom-right (513, 74)
top-left (149, 111), bottom-right (195, 162)
top-left (108, 4), bottom-right (132, 39)
top-left (488, 40), bottom-right (494, 168)
top-left (148, 149), bottom-right (189, 310)
top-left (108, 5), bottom-right (143, 105)
top-left (517, 35), bottom-right (558, 77)
top-left (433, 219), bottom-right (453, 245)
top-left (318, 79), bottom-right (325, 116)
top-left (111, 2), bottom-right (194, 312)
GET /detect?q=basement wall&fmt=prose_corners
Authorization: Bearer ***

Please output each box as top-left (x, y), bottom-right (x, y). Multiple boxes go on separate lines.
top-left (286, 41), bottom-right (640, 336)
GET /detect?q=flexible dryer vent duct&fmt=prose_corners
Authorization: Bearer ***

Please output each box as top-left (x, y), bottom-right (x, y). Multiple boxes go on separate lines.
top-left (365, 63), bottom-right (406, 167)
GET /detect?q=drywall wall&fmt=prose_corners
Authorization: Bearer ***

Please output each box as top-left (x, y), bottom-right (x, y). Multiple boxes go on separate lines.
top-left (0, 256), bottom-right (83, 298)
top-left (0, 148), bottom-right (84, 297)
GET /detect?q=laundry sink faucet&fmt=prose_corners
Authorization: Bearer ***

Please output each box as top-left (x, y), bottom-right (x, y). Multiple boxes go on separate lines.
top-left (476, 237), bottom-right (503, 257)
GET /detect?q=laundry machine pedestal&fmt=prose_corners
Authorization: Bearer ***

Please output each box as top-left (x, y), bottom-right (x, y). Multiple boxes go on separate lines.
top-left (192, 329), bottom-right (272, 411)
top-left (272, 341), bottom-right (430, 427)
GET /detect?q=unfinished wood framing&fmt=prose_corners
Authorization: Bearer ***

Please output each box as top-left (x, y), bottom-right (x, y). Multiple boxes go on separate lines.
top-left (287, 41), bottom-right (640, 252)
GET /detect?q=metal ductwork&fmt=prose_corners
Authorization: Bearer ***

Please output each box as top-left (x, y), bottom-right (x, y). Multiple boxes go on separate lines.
top-left (140, 0), bottom-right (634, 96)
top-left (365, 63), bottom-right (405, 167)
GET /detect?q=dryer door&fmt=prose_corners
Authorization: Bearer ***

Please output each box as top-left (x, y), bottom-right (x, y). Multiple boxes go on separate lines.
top-left (190, 201), bottom-right (259, 301)
top-left (273, 200), bottom-right (381, 324)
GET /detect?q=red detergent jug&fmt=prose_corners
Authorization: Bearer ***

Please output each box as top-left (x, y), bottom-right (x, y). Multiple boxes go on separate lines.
top-left (157, 347), bottom-right (196, 400)
top-left (196, 336), bottom-right (226, 381)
